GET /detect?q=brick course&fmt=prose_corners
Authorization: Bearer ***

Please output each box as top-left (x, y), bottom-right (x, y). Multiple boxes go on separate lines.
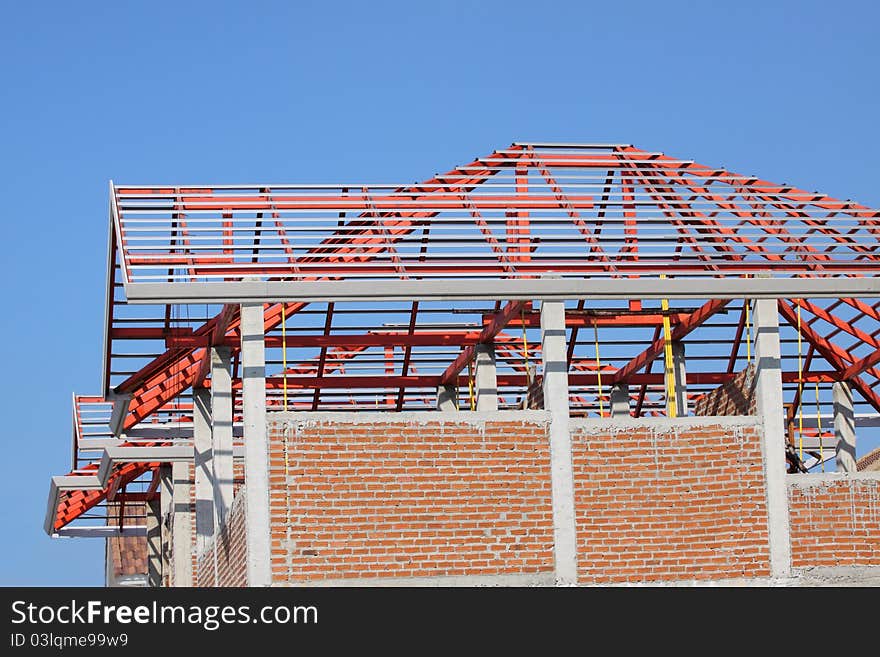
top-left (268, 413), bottom-right (554, 583)
top-left (572, 419), bottom-right (771, 583)
top-left (789, 476), bottom-right (880, 568)
top-left (693, 366), bottom-right (756, 417)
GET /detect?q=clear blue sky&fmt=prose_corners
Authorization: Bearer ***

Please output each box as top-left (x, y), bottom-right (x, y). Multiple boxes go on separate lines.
top-left (1, 1), bottom-right (878, 585)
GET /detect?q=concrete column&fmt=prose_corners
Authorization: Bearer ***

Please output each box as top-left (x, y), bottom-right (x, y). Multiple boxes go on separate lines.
top-left (193, 387), bottom-right (214, 555)
top-left (833, 381), bottom-right (857, 473)
top-left (436, 384), bottom-right (458, 411)
top-left (211, 346), bottom-right (234, 526)
top-left (474, 343), bottom-right (498, 411)
top-left (540, 300), bottom-right (578, 586)
top-left (172, 461), bottom-right (192, 587)
top-left (159, 464), bottom-right (173, 587)
top-left (672, 342), bottom-right (688, 416)
top-left (752, 297), bottom-right (792, 579)
top-left (610, 383), bottom-right (630, 418)
top-left (240, 303), bottom-right (271, 587)
top-left (146, 495), bottom-right (162, 587)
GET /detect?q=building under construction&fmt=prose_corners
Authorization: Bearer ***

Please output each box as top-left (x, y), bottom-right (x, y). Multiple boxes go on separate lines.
top-left (44, 143), bottom-right (880, 587)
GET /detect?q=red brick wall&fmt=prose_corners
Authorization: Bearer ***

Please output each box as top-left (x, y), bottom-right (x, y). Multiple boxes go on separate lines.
top-left (789, 476), bottom-right (880, 568)
top-left (571, 419), bottom-right (771, 583)
top-left (196, 487), bottom-right (248, 587)
top-left (268, 414), bottom-right (554, 583)
top-left (693, 366), bottom-right (756, 416)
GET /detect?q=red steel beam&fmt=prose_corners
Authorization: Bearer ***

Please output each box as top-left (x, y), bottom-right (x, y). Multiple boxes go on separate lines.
top-left (439, 301), bottom-right (527, 385)
top-left (778, 300), bottom-right (880, 413)
top-left (611, 298), bottom-right (731, 384)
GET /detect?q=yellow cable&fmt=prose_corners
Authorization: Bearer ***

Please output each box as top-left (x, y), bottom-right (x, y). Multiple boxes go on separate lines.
top-left (281, 302), bottom-right (288, 411)
top-left (468, 359), bottom-right (475, 411)
top-left (660, 275), bottom-right (676, 418)
top-left (593, 319), bottom-right (605, 418)
top-left (744, 299), bottom-right (752, 365)
top-left (797, 303), bottom-right (804, 461)
top-left (815, 381), bottom-right (824, 473)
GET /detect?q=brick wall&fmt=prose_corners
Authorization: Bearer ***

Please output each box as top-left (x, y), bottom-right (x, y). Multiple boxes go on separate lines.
top-left (571, 418), bottom-right (771, 583)
top-left (268, 412), bottom-right (554, 584)
top-left (196, 487), bottom-right (248, 587)
top-left (788, 475), bottom-right (880, 568)
top-left (693, 366), bottom-right (756, 416)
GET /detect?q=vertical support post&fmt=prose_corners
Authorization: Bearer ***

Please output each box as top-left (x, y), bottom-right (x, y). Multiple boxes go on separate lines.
top-left (172, 461), bottom-right (192, 587)
top-left (240, 302), bottom-right (271, 587)
top-left (436, 384), bottom-right (458, 411)
top-left (146, 493), bottom-right (162, 588)
top-left (159, 464), bottom-right (173, 587)
top-left (211, 347), bottom-right (234, 526)
top-left (833, 381), bottom-right (857, 473)
top-left (610, 383), bottom-right (630, 418)
top-left (541, 300), bottom-right (578, 586)
top-left (474, 343), bottom-right (498, 411)
top-left (672, 342), bottom-right (688, 416)
top-left (753, 297), bottom-right (792, 579)
top-left (193, 387), bottom-right (214, 556)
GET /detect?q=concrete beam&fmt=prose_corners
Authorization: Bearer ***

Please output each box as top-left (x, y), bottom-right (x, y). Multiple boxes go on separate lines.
top-left (57, 525), bottom-right (147, 538)
top-left (752, 297), bottom-right (792, 579)
top-left (474, 343), bottom-right (498, 411)
top-left (211, 346), bottom-right (234, 526)
top-left (108, 394), bottom-right (132, 437)
top-left (193, 387), bottom-right (214, 556)
top-left (436, 384), bottom-right (458, 411)
top-left (171, 461), bottom-right (192, 587)
top-left (96, 445), bottom-right (193, 488)
top-left (541, 300), bottom-right (578, 586)
top-left (125, 276), bottom-right (880, 305)
top-left (833, 382), bottom-right (857, 473)
top-left (610, 383), bottom-right (630, 418)
top-left (240, 303), bottom-right (271, 587)
top-left (672, 342), bottom-right (688, 416)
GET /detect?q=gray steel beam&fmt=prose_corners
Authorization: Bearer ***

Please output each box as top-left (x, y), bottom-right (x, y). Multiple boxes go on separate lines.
top-left (124, 277), bottom-right (880, 305)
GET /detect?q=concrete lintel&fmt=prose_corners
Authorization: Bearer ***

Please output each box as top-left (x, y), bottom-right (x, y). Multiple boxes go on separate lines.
top-left (786, 471), bottom-right (880, 488)
top-left (241, 302), bottom-right (271, 587)
top-left (124, 276), bottom-right (880, 305)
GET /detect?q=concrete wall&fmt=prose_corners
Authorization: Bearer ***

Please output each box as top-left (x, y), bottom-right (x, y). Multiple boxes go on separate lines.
top-left (196, 487), bottom-right (248, 587)
top-left (788, 473), bottom-right (880, 568)
top-left (268, 412), bottom-right (555, 584)
top-left (571, 417), bottom-right (771, 583)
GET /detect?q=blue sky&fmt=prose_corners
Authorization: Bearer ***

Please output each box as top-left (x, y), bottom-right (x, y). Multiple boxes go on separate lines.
top-left (1, 1), bottom-right (878, 585)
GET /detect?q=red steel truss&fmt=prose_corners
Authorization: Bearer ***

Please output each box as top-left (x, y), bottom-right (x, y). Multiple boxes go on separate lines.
top-left (48, 142), bottom-right (880, 533)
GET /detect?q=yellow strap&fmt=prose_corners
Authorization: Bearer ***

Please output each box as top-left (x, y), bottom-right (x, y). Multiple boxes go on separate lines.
top-left (593, 319), bottom-right (605, 418)
top-left (660, 275), bottom-right (676, 418)
top-left (797, 303), bottom-right (804, 461)
top-left (468, 359), bottom-right (475, 411)
top-left (281, 302), bottom-right (288, 411)
top-left (744, 299), bottom-right (752, 365)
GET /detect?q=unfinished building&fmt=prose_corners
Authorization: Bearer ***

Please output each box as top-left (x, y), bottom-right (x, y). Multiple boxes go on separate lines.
top-left (44, 143), bottom-right (880, 586)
